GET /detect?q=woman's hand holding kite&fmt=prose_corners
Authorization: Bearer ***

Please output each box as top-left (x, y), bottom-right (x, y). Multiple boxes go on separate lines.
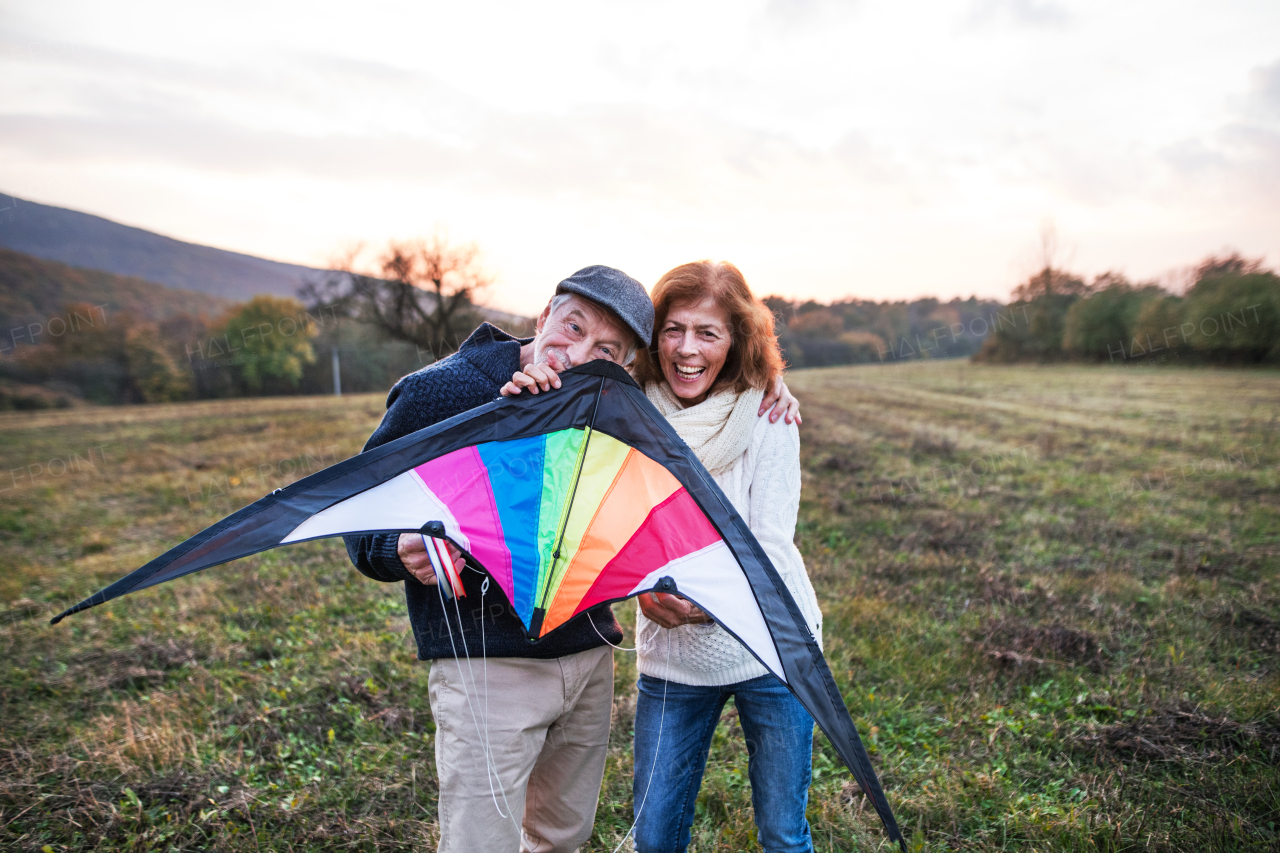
top-left (638, 591), bottom-right (713, 628)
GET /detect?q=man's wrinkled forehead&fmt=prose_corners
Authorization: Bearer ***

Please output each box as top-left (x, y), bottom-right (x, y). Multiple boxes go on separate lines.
top-left (551, 294), bottom-right (636, 350)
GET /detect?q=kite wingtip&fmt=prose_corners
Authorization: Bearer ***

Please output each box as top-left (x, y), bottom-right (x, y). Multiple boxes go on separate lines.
top-left (49, 606), bottom-right (77, 625)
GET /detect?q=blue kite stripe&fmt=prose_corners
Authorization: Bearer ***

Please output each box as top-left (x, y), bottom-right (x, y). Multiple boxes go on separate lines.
top-left (477, 433), bottom-right (547, 627)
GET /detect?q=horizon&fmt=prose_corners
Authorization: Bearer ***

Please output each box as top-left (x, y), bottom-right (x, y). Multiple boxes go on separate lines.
top-left (0, 190), bottom-right (1017, 312)
top-left (2, 1), bottom-right (1277, 316)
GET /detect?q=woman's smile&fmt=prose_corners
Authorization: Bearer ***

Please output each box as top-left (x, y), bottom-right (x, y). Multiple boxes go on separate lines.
top-left (659, 296), bottom-right (732, 407)
top-left (673, 363), bottom-right (707, 381)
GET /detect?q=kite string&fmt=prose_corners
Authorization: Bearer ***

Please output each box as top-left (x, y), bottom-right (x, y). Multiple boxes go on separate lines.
top-left (590, 614), bottom-right (636, 652)
top-left (610, 628), bottom-right (671, 853)
top-left (477, 575), bottom-right (498, 812)
top-left (434, 571), bottom-right (518, 826)
top-left (479, 575), bottom-right (491, 732)
top-left (449, 578), bottom-right (517, 823)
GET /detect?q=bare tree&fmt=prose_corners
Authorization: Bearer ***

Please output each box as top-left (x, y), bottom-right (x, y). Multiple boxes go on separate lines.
top-left (1012, 221), bottom-right (1090, 301)
top-left (315, 232), bottom-right (492, 359)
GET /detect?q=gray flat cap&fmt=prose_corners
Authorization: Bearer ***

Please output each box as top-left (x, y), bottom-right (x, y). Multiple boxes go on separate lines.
top-left (555, 265), bottom-right (654, 348)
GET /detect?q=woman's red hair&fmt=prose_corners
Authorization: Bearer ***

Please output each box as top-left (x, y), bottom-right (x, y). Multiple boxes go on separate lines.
top-left (632, 260), bottom-right (784, 394)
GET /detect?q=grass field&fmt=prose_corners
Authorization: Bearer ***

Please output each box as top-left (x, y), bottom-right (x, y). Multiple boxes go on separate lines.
top-left (1, 361), bottom-right (1277, 852)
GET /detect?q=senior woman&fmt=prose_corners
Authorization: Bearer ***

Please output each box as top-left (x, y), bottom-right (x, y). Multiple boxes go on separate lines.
top-left (504, 261), bottom-right (821, 853)
top-left (625, 261), bottom-right (822, 853)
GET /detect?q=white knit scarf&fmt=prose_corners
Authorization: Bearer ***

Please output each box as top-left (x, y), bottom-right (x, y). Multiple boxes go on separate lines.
top-left (644, 381), bottom-right (765, 476)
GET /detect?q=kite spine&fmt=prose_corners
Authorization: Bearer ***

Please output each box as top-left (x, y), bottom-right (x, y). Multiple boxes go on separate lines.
top-left (531, 376), bottom-right (605, 637)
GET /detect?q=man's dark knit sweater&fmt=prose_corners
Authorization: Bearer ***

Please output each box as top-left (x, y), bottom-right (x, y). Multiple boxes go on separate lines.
top-left (344, 323), bottom-right (624, 660)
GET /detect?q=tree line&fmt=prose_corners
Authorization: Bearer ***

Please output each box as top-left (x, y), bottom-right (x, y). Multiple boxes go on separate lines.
top-left (975, 253), bottom-right (1280, 365)
top-left (4, 241), bottom-right (1276, 411)
top-left (763, 295), bottom-right (1009, 368)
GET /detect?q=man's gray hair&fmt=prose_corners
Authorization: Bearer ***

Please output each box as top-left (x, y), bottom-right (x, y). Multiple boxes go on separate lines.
top-left (548, 292), bottom-right (639, 366)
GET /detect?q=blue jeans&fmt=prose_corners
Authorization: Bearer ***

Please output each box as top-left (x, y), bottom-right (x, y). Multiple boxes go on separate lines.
top-left (631, 673), bottom-right (815, 853)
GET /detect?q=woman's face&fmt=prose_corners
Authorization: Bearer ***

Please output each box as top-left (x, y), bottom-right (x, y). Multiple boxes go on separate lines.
top-left (658, 296), bottom-right (732, 407)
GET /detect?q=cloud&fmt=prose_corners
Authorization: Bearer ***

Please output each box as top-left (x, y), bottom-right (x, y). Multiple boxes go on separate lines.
top-left (1247, 58), bottom-right (1280, 121)
top-left (966, 0), bottom-right (1070, 29)
top-left (765, 0), bottom-right (825, 26)
top-left (0, 30), bottom-right (919, 214)
top-left (1161, 138), bottom-right (1229, 177)
top-left (830, 130), bottom-right (910, 188)
top-left (1221, 59), bottom-right (1280, 197)
top-left (1151, 58), bottom-right (1280, 208)
top-left (763, 0), bottom-right (860, 31)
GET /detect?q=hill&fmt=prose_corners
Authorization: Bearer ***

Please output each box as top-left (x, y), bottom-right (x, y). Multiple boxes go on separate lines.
top-left (0, 193), bottom-right (323, 301)
top-left (0, 247), bottom-right (230, 336)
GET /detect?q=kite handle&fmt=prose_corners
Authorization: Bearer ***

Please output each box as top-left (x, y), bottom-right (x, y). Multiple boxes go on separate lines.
top-left (422, 533), bottom-right (465, 599)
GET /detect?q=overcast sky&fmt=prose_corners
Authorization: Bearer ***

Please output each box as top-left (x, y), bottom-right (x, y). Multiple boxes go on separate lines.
top-left (1, 0), bottom-right (1277, 314)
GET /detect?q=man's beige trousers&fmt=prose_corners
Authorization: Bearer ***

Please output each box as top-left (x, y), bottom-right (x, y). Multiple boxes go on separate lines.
top-left (429, 645), bottom-right (614, 853)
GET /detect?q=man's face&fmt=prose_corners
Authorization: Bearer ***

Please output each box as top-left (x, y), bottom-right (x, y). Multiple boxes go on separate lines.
top-left (532, 295), bottom-right (634, 369)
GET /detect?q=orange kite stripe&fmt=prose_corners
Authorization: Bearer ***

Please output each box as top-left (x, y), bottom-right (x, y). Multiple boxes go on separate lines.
top-left (539, 448), bottom-right (681, 634)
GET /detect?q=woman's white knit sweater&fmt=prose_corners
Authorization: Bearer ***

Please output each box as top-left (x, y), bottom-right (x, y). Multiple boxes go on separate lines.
top-left (636, 384), bottom-right (824, 687)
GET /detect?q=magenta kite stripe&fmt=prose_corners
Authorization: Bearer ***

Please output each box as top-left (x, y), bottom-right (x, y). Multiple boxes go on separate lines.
top-left (414, 447), bottom-right (514, 603)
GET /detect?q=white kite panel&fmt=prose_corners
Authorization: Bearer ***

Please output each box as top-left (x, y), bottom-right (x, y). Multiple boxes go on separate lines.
top-left (628, 541), bottom-right (786, 683)
top-left (281, 470), bottom-right (469, 550)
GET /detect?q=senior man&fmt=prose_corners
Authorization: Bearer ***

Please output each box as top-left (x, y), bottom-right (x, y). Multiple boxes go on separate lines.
top-left (345, 265), bottom-right (798, 853)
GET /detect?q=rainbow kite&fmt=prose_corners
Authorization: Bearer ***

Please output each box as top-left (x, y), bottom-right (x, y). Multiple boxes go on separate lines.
top-left (52, 361), bottom-right (904, 850)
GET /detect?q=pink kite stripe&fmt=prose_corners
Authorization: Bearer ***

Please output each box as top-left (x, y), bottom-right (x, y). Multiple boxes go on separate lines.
top-left (414, 447), bottom-right (514, 603)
